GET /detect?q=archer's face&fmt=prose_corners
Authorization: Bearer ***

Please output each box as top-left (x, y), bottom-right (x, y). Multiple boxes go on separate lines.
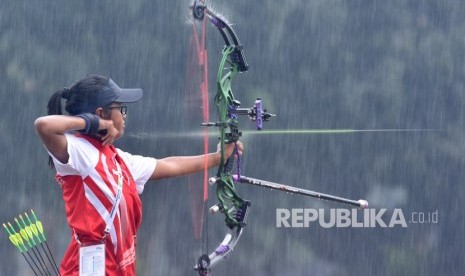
top-left (104, 103), bottom-right (127, 139)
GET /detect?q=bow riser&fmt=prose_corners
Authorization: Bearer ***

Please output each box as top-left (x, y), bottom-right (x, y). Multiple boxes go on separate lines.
top-left (215, 45), bottom-right (249, 228)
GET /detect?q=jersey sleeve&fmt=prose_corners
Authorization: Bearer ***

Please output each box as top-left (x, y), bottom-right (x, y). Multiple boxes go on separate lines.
top-left (116, 148), bottom-right (157, 194)
top-left (49, 133), bottom-right (99, 177)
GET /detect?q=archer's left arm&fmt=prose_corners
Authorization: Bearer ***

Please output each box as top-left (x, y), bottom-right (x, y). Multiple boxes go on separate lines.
top-left (149, 141), bottom-right (243, 181)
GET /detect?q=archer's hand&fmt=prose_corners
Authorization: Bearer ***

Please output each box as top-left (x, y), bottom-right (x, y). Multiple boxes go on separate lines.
top-left (99, 119), bottom-right (119, 145)
top-left (222, 141), bottom-right (243, 160)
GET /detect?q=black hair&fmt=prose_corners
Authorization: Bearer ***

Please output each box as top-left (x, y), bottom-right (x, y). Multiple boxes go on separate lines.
top-left (47, 74), bottom-right (110, 116)
top-left (46, 74), bottom-right (110, 167)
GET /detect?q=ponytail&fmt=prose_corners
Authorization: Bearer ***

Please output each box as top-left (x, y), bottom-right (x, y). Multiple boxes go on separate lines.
top-left (47, 88), bottom-right (72, 115)
top-left (46, 88), bottom-right (71, 168)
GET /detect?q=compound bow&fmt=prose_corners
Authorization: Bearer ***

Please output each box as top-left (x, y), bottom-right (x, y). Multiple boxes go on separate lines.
top-left (189, 1), bottom-right (367, 275)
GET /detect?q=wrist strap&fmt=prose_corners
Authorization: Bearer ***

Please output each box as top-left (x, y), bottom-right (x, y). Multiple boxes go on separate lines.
top-left (76, 113), bottom-right (100, 135)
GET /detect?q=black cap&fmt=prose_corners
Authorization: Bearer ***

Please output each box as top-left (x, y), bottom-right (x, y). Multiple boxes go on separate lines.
top-left (72, 77), bottom-right (144, 114)
top-left (98, 78), bottom-right (143, 105)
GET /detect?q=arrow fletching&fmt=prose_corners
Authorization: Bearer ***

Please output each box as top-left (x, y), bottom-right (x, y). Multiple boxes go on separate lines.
top-left (31, 209), bottom-right (46, 241)
top-left (25, 212), bottom-right (42, 243)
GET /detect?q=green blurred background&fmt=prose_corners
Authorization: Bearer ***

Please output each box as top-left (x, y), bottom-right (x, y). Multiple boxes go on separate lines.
top-left (0, 0), bottom-right (463, 275)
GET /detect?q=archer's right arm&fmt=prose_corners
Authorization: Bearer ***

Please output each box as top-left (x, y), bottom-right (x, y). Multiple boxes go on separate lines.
top-left (34, 115), bottom-right (88, 164)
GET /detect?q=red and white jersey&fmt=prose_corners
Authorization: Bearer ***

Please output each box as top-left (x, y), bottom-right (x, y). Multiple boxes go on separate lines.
top-left (50, 133), bottom-right (156, 275)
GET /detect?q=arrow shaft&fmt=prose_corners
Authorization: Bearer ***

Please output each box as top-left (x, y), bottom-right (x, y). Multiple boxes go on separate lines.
top-left (128, 128), bottom-right (439, 139)
top-left (32, 246), bottom-right (50, 275)
top-left (26, 250), bottom-right (42, 275)
top-left (22, 252), bottom-right (39, 276)
top-left (43, 242), bottom-right (60, 275)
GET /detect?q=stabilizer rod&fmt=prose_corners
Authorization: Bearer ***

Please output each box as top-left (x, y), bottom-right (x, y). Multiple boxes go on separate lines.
top-left (224, 175), bottom-right (369, 208)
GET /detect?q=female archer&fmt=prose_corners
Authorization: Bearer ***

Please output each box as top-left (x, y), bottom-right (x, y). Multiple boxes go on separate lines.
top-left (34, 74), bottom-right (242, 275)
